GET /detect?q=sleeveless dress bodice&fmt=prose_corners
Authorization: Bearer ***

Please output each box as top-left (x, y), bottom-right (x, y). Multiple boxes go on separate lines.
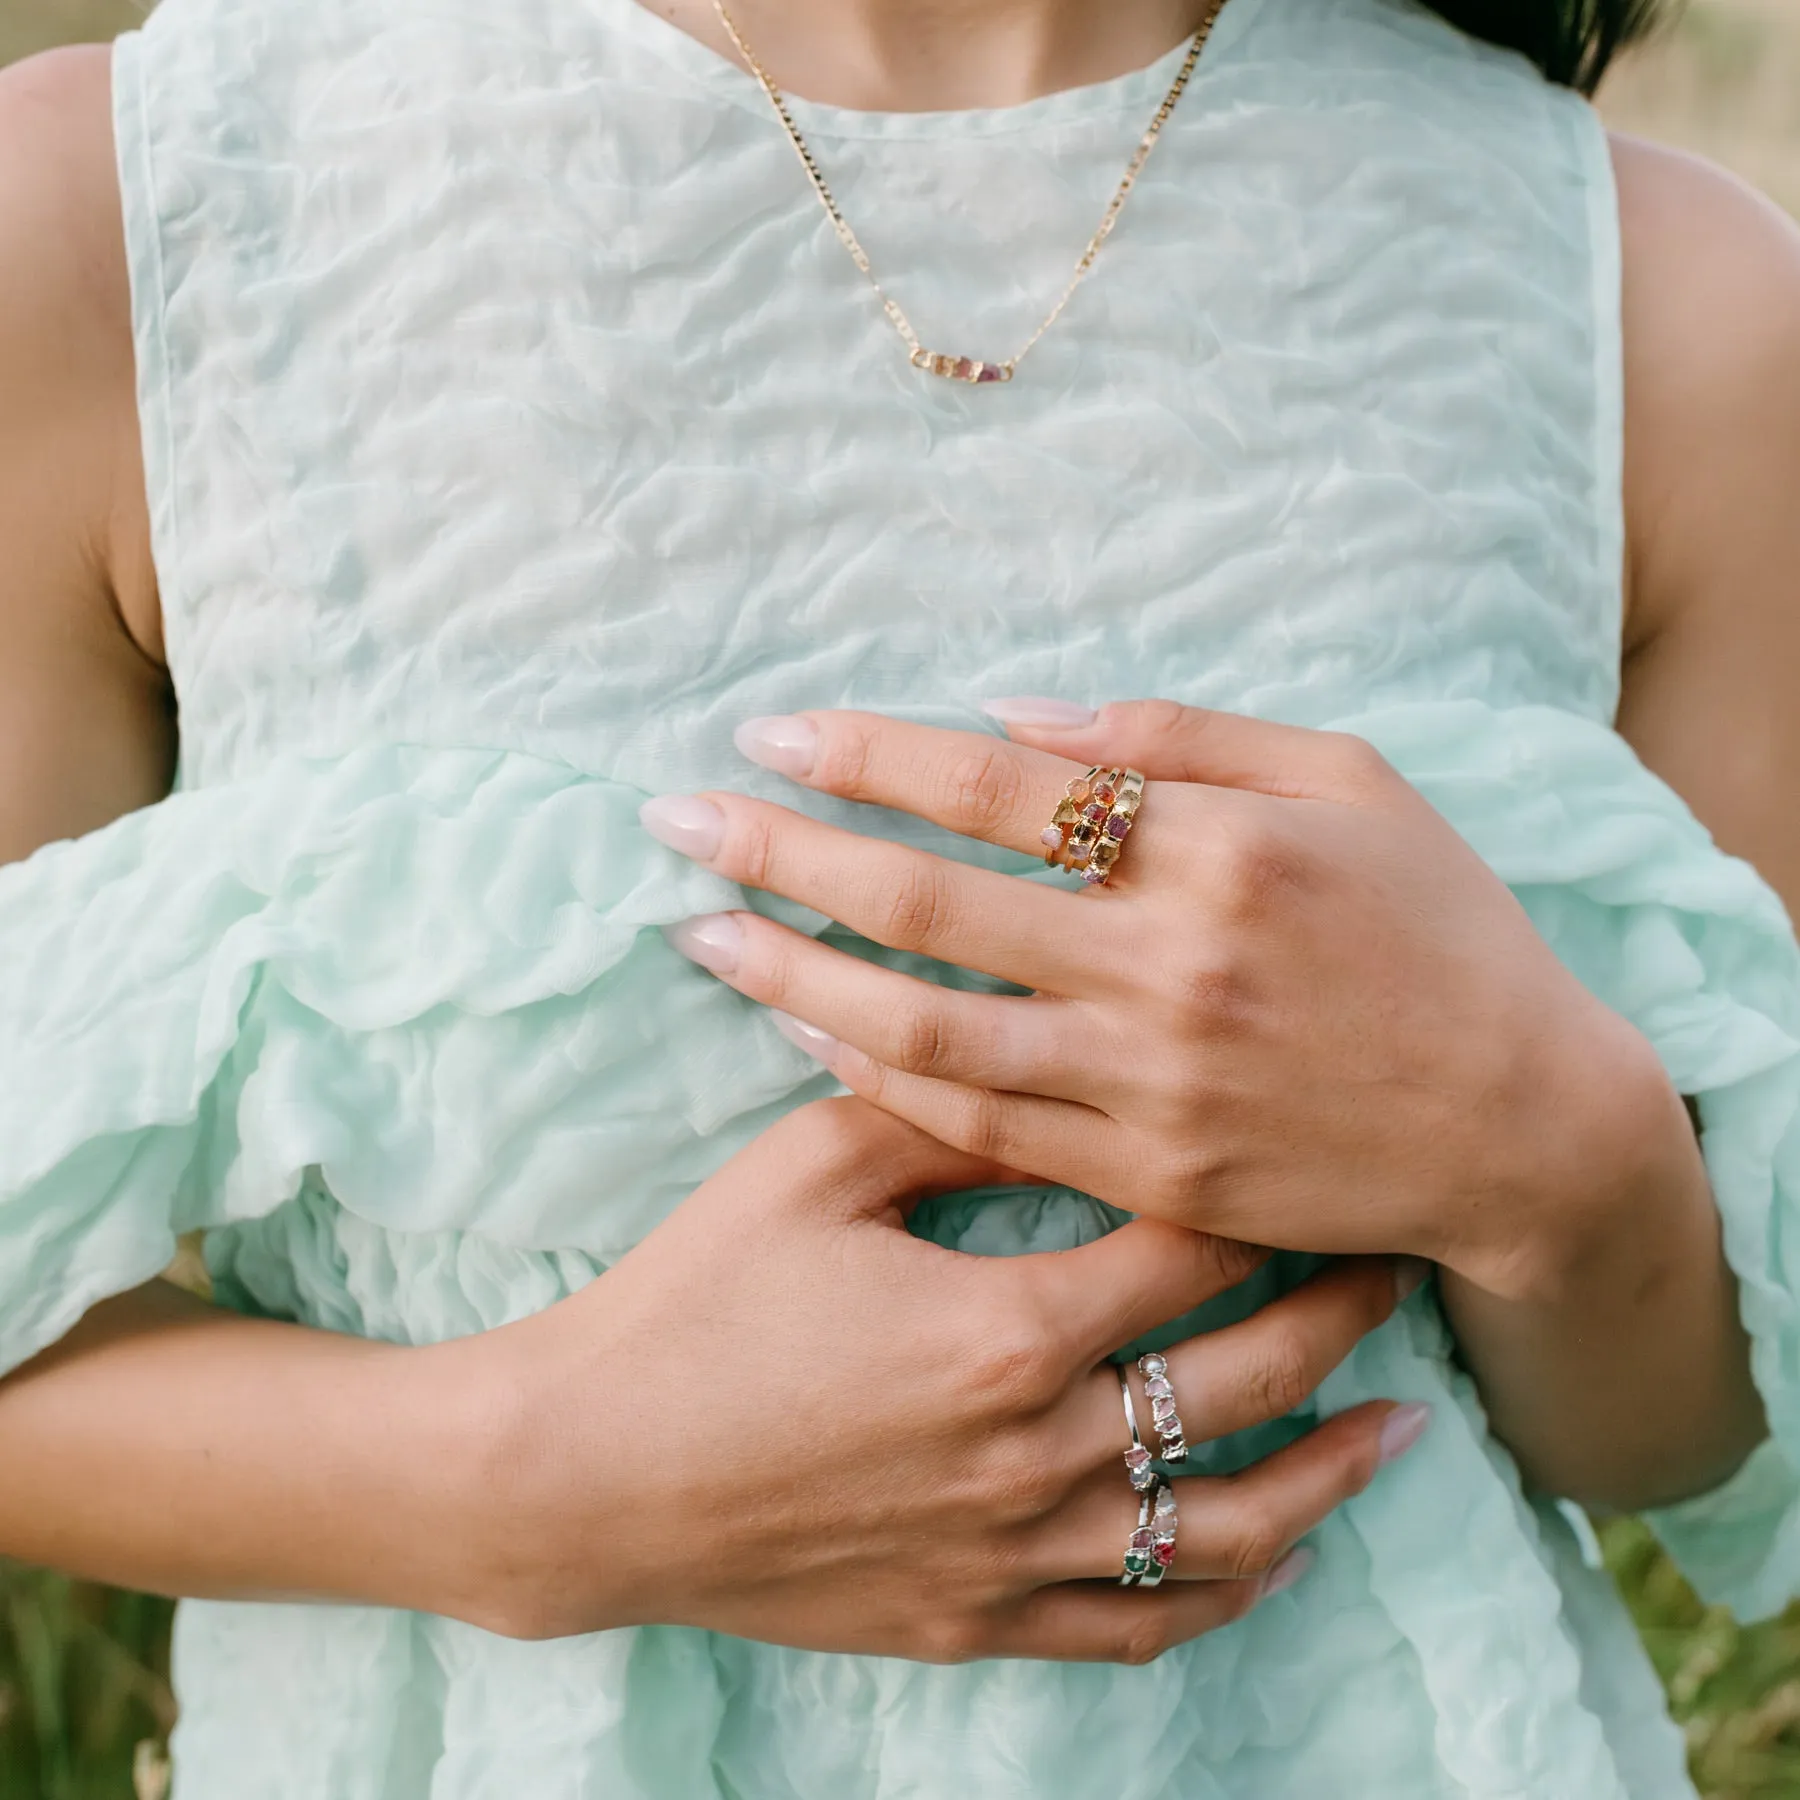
top-left (6, 0), bottom-right (1800, 1793)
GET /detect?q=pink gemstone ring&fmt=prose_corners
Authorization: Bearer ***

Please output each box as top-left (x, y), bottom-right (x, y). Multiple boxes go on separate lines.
top-left (1138, 1351), bottom-right (1188, 1464)
top-left (1044, 766), bottom-right (1145, 886)
top-left (1119, 1365), bottom-right (1157, 1494)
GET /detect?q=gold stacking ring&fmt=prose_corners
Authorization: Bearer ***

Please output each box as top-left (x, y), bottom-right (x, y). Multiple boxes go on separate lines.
top-left (1040, 766), bottom-right (1145, 886)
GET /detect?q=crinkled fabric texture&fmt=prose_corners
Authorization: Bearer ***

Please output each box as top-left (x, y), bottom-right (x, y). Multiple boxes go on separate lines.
top-left (6, 0), bottom-right (1778, 1791)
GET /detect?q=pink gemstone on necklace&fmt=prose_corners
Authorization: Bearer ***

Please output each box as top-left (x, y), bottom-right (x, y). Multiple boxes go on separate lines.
top-left (953, 357), bottom-right (975, 380)
top-left (976, 365), bottom-right (1003, 382)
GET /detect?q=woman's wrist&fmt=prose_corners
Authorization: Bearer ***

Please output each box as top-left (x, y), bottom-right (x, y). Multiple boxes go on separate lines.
top-left (1436, 997), bottom-right (1704, 1304)
top-left (1429, 1006), bottom-right (1763, 1510)
top-left (415, 1303), bottom-right (654, 1640)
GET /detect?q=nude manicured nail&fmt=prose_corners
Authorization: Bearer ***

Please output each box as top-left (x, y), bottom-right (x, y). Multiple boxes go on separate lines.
top-left (1376, 1402), bottom-right (1432, 1468)
top-left (980, 696), bottom-right (1099, 729)
top-left (1394, 1257), bottom-right (1432, 1303)
top-left (1261, 1546), bottom-right (1313, 1598)
top-left (771, 1010), bottom-right (839, 1059)
top-left (639, 795), bottom-right (726, 860)
top-left (734, 715), bottom-right (819, 779)
top-left (662, 913), bottom-right (743, 975)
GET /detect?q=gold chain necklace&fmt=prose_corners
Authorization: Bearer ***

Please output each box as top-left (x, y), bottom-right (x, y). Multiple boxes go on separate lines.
top-left (711, 0), bottom-right (1227, 384)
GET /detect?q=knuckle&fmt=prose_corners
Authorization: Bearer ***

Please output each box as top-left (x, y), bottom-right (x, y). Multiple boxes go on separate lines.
top-left (942, 744), bottom-right (1030, 834)
top-left (815, 720), bottom-right (878, 797)
top-left (892, 1002), bottom-right (954, 1080)
top-left (1209, 819), bottom-right (1307, 923)
top-left (918, 1615), bottom-right (988, 1666)
top-left (1169, 949), bottom-right (1256, 1034)
top-left (943, 1088), bottom-right (1011, 1163)
top-left (1133, 698), bottom-right (1192, 747)
top-left (965, 1312), bottom-right (1066, 1418)
top-left (1247, 1326), bottom-right (1316, 1421)
top-left (1148, 1142), bottom-right (1223, 1217)
top-left (1208, 1234), bottom-right (1269, 1291)
top-left (1113, 1617), bottom-right (1176, 1668)
top-left (733, 811), bottom-right (782, 891)
top-left (1322, 731), bottom-right (1395, 792)
top-left (878, 860), bottom-right (956, 949)
top-left (982, 1432), bottom-right (1066, 1526)
top-left (1219, 1494), bottom-right (1288, 1581)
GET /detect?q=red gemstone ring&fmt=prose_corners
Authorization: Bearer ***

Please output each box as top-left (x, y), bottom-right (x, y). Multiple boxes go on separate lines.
top-left (1139, 1479), bottom-right (1179, 1589)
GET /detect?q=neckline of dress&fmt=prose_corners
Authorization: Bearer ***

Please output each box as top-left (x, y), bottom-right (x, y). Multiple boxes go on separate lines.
top-left (603, 0), bottom-right (1265, 140)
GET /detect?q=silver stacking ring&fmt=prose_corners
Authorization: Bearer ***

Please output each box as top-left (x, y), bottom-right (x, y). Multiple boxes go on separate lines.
top-left (1138, 1352), bottom-right (1188, 1464)
top-left (1120, 1483), bottom-right (1158, 1587)
top-left (1118, 1364), bottom-right (1156, 1493)
top-left (1139, 1480), bottom-right (1178, 1589)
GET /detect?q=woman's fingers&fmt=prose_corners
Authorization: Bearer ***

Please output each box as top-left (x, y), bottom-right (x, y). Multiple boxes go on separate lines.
top-left (985, 697), bottom-right (1400, 807)
top-left (1144, 1256), bottom-right (1411, 1446)
top-left (1022, 1222), bottom-right (1272, 1373)
top-left (1057, 1256), bottom-right (1413, 1480)
top-left (642, 792), bottom-right (1096, 994)
top-left (1040, 1398), bottom-right (1428, 1585)
top-left (733, 710), bottom-right (1088, 859)
top-left (663, 909), bottom-right (1098, 1100)
top-left (804, 1039), bottom-right (1135, 1198)
top-left (972, 1569), bottom-right (1281, 1666)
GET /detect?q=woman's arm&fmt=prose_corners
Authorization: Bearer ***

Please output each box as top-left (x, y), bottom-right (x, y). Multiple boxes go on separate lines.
top-left (1428, 134), bottom-right (1800, 1513)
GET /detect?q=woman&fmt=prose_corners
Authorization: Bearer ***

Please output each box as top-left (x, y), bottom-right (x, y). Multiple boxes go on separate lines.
top-left (1, 0), bottom-right (1798, 1792)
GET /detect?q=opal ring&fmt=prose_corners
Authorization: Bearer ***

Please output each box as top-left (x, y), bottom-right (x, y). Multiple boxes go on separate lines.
top-left (1138, 1352), bottom-right (1188, 1464)
top-left (1119, 1364), bottom-right (1156, 1493)
top-left (1041, 766), bottom-right (1145, 886)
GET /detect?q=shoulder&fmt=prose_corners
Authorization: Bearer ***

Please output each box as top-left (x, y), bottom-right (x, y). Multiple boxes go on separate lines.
top-left (1611, 131), bottom-right (1800, 651)
top-left (0, 46), bottom-right (130, 363)
top-left (0, 45), bottom-right (156, 661)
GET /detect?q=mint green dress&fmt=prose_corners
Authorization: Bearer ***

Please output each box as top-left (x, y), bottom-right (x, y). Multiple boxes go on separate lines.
top-left (5, 0), bottom-right (1797, 1791)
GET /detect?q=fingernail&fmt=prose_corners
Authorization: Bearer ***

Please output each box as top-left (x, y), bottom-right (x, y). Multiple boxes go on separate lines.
top-left (1376, 1402), bottom-right (1431, 1468)
top-left (662, 913), bottom-right (743, 975)
top-left (979, 696), bottom-right (1098, 729)
top-left (771, 1010), bottom-right (839, 1060)
top-left (639, 795), bottom-right (725, 861)
top-left (734, 715), bottom-right (818, 779)
top-left (1394, 1257), bottom-right (1432, 1303)
top-left (1261, 1546), bottom-right (1313, 1598)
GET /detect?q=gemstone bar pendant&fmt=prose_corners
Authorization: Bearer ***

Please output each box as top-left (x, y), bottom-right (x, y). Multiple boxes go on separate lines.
top-left (909, 348), bottom-right (1011, 384)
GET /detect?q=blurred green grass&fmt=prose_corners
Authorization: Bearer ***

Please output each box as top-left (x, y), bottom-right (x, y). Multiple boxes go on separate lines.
top-left (5, 0), bottom-right (1800, 1794)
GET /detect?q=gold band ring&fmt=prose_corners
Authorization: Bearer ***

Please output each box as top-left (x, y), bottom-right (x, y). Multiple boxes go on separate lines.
top-left (1041, 766), bottom-right (1145, 886)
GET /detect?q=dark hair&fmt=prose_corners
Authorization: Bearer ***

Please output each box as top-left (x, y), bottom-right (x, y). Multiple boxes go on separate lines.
top-left (1419, 0), bottom-right (1669, 93)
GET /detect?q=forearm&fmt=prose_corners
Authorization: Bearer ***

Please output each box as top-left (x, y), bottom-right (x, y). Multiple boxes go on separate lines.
top-left (0, 1280), bottom-right (517, 1626)
top-left (1439, 1059), bottom-right (1766, 1514)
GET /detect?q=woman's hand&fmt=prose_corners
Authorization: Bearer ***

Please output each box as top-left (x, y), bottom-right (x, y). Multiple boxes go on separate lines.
top-left (470, 1098), bottom-right (1426, 1658)
top-left (640, 701), bottom-right (1687, 1301)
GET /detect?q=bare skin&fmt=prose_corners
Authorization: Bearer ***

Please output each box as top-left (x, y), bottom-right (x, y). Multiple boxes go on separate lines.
top-left (1, 5), bottom-right (1797, 1646)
